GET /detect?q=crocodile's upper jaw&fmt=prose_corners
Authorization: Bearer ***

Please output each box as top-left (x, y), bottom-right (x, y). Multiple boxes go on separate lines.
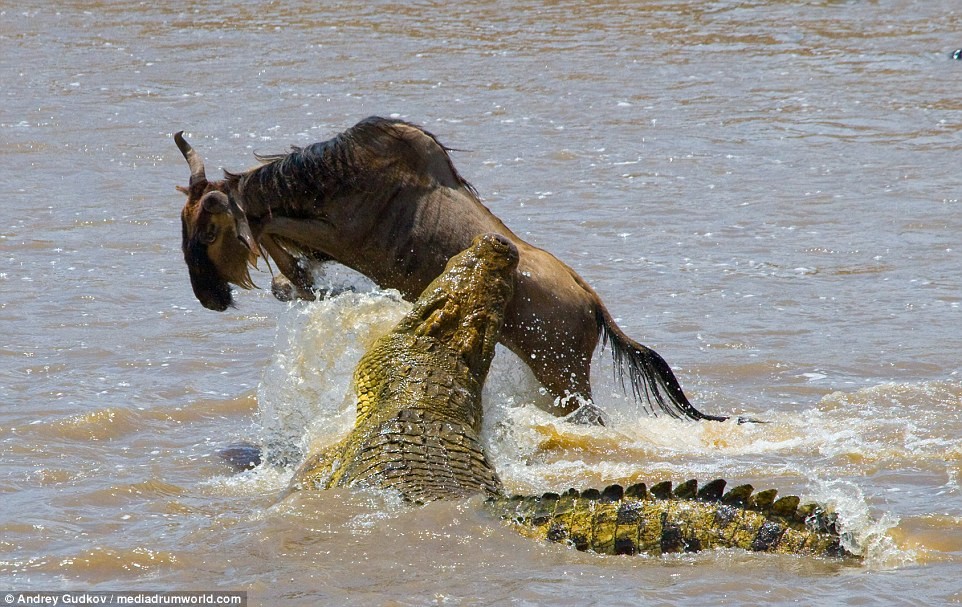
top-left (395, 233), bottom-right (519, 378)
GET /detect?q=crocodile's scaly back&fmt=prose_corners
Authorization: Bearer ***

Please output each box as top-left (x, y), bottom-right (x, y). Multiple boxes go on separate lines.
top-left (290, 233), bottom-right (519, 503)
top-left (491, 479), bottom-right (849, 557)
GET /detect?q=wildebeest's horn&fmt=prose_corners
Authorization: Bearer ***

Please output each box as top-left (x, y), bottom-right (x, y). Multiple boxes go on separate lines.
top-left (174, 131), bottom-right (207, 188)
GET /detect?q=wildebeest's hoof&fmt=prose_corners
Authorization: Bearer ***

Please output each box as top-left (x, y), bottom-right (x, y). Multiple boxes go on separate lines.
top-left (563, 403), bottom-right (609, 427)
top-left (271, 274), bottom-right (316, 302)
top-left (217, 441), bottom-right (262, 471)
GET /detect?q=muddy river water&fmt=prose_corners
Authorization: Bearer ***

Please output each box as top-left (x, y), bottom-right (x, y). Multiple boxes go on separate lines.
top-left (2, 1), bottom-right (962, 604)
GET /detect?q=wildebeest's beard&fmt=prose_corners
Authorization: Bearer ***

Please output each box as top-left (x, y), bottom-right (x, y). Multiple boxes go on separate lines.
top-left (182, 224), bottom-right (234, 311)
top-left (180, 197), bottom-right (258, 312)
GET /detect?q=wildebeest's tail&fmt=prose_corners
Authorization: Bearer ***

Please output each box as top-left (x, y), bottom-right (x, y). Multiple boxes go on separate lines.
top-left (597, 307), bottom-right (728, 421)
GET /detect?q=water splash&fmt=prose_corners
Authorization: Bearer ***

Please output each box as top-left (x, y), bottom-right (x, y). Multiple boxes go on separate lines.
top-left (255, 288), bottom-right (410, 466)
top-left (807, 479), bottom-right (906, 569)
top-left (251, 283), bottom-right (959, 566)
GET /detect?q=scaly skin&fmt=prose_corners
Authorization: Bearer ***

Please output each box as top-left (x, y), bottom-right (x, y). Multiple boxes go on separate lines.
top-left (290, 233), bottom-right (517, 503)
top-left (491, 480), bottom-right (848, 557)
top-left (287, 233), bottom-right (855, 558)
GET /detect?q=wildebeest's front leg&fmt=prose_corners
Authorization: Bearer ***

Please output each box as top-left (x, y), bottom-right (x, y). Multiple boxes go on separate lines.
top-left (259, 234), bottom-right (319, 302)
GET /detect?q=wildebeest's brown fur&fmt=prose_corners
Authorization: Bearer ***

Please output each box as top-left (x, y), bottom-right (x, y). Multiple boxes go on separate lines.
top-left (175, 117), bottom-right (726, 422)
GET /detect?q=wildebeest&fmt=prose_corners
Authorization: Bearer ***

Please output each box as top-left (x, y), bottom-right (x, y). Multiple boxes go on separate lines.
top-left (175, 116), bottom-right (727, 423)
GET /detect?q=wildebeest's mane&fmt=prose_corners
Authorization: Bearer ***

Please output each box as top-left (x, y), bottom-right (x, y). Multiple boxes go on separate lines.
top-left (223, 117), bottom-right (477, 217)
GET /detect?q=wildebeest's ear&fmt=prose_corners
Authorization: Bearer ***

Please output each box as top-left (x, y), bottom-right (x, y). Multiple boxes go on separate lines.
top-left (176, 185), bottom-right (190, 195)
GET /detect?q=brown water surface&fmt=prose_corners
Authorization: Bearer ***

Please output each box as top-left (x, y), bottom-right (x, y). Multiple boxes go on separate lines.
top-left (2, 1), bottom-right (962, 604)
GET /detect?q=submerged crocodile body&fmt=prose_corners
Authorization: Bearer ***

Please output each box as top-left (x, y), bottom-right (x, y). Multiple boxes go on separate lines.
top-left (288, 233), bottom-right (853, 558)
top-left (290, 232), bottom-right (514, 503)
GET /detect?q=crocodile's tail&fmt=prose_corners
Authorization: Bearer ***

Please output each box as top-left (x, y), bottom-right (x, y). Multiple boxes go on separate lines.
top-left (488, 479), bottom-right (857, 558)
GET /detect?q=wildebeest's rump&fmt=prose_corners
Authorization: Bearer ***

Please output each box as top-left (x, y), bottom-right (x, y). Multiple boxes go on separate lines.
top-left (174, 116), bottom-right (728, 422)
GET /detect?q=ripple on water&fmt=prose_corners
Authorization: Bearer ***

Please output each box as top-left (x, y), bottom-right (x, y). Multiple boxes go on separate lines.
top-left (250, 290), bottom-right (956, 568)
top-left (38, 546), bottom-right (179, 583)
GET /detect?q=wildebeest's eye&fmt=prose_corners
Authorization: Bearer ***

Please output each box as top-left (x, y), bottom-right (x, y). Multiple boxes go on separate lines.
top-left (202, 225), bottom-right (218, 244)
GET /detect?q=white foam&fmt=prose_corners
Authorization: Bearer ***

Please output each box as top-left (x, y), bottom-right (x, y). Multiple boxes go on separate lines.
top-left (254, 289), bottom-right (410, 464)
top-left (807, 479), bottom-right (907, 568)
top-left (249, 285), bottom-right (953, 565)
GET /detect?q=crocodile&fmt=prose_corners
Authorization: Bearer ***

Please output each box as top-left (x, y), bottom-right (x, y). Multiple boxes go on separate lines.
top-left (286, 233), bottom-right (855, 558)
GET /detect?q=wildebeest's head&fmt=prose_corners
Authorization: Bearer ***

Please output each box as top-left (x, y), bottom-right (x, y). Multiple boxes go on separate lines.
top-left (175, 131), bottom-right (259, 311)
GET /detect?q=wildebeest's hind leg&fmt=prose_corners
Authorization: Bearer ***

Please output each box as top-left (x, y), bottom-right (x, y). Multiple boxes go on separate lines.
top-left (501, 317), bottom-right (610, 425)
top-left (532, 352), bottom-right (610, 426)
